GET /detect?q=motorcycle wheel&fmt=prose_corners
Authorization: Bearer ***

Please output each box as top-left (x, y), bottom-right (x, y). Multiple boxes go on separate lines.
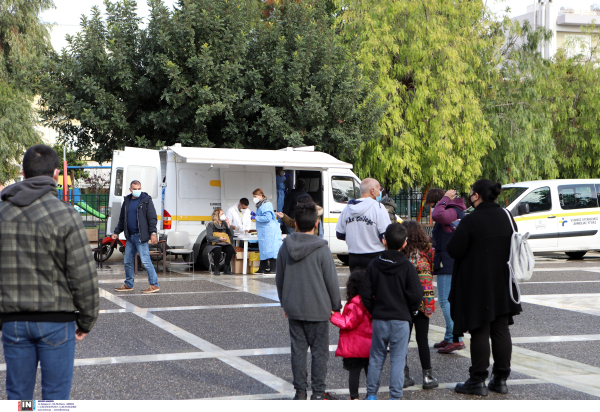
top-left (94, 244), bottom-right (114, 263)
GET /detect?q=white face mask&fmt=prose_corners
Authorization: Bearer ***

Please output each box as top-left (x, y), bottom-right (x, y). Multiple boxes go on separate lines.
top-left (279, 171), bottom-right (285, 177)
top-left (253, 197), bottom-right (260, 204)
top-left (220, 214), bottom-right (227, 221)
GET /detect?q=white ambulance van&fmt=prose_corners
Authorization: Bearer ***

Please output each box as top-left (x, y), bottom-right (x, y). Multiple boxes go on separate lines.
top-left (500, 179), bottom-right (600, 259)
top-left (106, 145), bottom-right (362, 268)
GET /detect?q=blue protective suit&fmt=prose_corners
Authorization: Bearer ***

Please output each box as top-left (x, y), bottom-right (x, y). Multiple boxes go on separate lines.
top-left (255, 200), bottom-right (283, 260)
top-left (276, 175), bottom-right (286, 224)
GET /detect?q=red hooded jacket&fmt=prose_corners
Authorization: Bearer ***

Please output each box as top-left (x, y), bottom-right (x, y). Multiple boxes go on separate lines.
top-left (331, 295), bottom-right (373, 358)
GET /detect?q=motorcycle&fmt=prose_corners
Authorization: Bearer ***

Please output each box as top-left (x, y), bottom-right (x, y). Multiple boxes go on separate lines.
top-left (94, 237), bottom-right (127, 263)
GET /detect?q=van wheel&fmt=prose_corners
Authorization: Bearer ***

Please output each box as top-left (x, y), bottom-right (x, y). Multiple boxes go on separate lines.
top-left (565, 251), bottom-right (586, 259)
top-left (337, 255), bottom-right (350, 266)
top-left (198, 241), bottom-right (210, 270)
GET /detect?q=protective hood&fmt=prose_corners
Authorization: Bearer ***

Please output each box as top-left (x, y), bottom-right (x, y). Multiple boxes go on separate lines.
top-left (283, 232), bottom-right (328, 261)
top-left (373, 250), bottom-right (412, 276)
top-left (346, 197), bottom-right (381, 217)
top-left (1, 176), bottom-right (58, 206)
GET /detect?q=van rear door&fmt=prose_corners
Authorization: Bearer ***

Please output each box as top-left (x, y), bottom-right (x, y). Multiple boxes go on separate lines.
top-left (107, 147), bottom-right (161, 237)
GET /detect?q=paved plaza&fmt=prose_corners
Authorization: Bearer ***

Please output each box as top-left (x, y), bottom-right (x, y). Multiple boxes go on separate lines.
top-left (1, 253), bottom-right (600, 400)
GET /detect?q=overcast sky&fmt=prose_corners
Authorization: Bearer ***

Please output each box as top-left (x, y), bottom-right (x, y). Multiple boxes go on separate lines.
top-left (41, 0), bottom-right (600, 51)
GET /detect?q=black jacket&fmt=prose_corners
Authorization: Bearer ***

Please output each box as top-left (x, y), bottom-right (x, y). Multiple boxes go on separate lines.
top-left (360, 250), bottom-right (423, 322)
top-left (283, 188), bottom-right (308, 218)
top-left (447, 201), bottom-right (522, 335)
top-left (114, 193), bottom-right (157, 242)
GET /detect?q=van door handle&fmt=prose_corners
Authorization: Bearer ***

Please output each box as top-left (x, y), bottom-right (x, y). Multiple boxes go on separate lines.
top-left (548, 216), bottom-right (556, 219)
top-left (330, 210), bottom-right (341, 214)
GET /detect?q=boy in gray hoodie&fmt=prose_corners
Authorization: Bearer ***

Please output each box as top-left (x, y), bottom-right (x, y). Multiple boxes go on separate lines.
top-left (276, 202), bottom-right (342, 400)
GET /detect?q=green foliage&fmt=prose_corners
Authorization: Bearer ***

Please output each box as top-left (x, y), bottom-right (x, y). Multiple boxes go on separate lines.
top-left (481, 20), bottom-right (558, 184)
top-left (39, 0), bottom-right (382, 163)
top-left (336, 0), bottom-right (499, 191)
top-left (0, 0), bottom-right (54, 184)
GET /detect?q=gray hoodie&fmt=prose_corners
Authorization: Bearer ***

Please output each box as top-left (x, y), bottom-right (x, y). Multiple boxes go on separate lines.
top-left (1, 176), bottom-right (58, 206)
top-left (276, 233), bottom-right (342, 321)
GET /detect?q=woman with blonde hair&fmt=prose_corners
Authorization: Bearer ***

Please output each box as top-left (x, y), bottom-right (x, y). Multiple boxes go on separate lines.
top-left (205, 208), bottom-right (235, 276)
top-left (253, 188), bottom-right (283, 274)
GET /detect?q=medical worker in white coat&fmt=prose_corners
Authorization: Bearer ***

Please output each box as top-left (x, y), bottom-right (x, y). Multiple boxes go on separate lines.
top-left (252, 188), bottom-right (282, 274)
top-left (226, 198), bottom-right (252, 235)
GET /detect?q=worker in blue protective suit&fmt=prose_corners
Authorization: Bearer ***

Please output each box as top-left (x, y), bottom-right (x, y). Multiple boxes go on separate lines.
top-left (276, 168), bottom-right (287, 225)
top-left (252, 188), bottom-right (283, 275)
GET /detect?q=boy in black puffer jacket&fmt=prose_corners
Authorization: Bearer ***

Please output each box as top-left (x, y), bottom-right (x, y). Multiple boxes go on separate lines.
top-left (360, 223), bottom-right (423, 400)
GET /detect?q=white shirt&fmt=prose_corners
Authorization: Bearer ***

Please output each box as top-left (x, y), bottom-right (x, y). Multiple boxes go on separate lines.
top-left (226, 203), bottom-right (251, 234)
top-left (335, 197), bottom-right (392, 254)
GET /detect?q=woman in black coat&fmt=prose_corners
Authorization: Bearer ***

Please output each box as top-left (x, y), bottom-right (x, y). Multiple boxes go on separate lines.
top-left (446, 179), bottom-right (522, 396)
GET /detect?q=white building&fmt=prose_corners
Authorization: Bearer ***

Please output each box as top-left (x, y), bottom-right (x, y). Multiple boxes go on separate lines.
top-left (513, 2), bottom-right (600, 58)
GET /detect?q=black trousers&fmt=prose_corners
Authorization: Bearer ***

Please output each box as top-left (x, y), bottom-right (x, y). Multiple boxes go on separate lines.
top-left (348, 364), bottom-right (368, 399)
top-left (409, 312), bottom-right (431, 370)
top-left (211, 244), bottom-right (235, 270)
top-left (288, 319), bottom-right (329, 395)
top-left (469, 314), bottom-right (512, 380)
top-left (258, 258), bottom-right (276, 273)
top-left (349, 252), bottom-right (381, 272)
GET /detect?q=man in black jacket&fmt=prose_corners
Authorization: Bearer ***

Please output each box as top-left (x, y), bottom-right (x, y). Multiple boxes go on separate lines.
top-left (282, 178), bottom-right (307, 233)
top-left (113, 180), bottom-right (160, 293)
top-left (360, 223), bottom-right (423, 400)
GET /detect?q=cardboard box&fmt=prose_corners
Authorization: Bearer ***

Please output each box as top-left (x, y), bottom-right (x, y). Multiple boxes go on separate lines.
top-left (86, 229), bottom-right (99, 243)
top-left (231, 252), bottom-right (244, 274)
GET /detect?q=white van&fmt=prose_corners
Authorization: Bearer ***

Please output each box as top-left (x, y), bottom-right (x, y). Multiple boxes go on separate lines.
top-left (501, 179), bottom-right (600, 259)
top-left (106, 145), bottom-right (362, 267)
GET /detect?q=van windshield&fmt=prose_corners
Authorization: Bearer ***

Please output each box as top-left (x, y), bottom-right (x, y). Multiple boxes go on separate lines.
top-left (497, 187), bottom-right (528, 207)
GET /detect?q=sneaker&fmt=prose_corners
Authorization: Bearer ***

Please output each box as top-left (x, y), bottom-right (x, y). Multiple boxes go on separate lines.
top-left (293, 391), bottom-right (307, 400)
top-left (311, 392), bottom-right (338, 400)
top-left (366, 395), bottom-right (377, 400)
top-left (142, 285), bottom-right (160, 294)
top-left (114, 284), bottom-right (133, 292)
top-left (438, 341), bottom-right (466, 353)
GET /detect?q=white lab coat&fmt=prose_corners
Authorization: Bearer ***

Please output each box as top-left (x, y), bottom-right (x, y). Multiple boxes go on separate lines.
top-left (226, 203), bottom-right (251, 234)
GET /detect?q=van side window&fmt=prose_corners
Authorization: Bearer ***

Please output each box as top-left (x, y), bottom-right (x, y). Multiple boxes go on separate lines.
top-left (332, 176), bottom-right (359, 204)
top-left (559, 184), bottom-right (598, 210)
top-left (520, 187), bottom-right (552, 213)
top-left (114, 168), bottom-right (123, 197)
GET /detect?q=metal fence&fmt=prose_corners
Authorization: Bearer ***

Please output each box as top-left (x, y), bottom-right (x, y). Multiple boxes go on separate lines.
top-left (58, 191), bottom-right (110, 238)
top-left (390, 189), bottom-right (431, 224)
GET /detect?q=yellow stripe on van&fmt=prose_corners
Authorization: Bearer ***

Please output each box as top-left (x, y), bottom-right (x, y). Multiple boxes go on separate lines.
top-left (172, 215), bottom-right (213, 221)
top-left (324, 217), bottom-right (339, 223)
top-left (514, 210), bottom-right (600, 222)
top-left (209, 180), bottom-right (221, 188)
top-left (157, 215), bottom-right (161, 220)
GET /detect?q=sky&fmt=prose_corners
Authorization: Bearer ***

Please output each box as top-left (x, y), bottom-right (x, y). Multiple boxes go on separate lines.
top-left (41, 0), bottom-right (600, 51)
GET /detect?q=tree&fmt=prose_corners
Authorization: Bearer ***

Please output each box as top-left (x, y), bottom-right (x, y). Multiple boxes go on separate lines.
top-left (39, 0), bottom-right (381, 163)
top-left (549, 25), bottom-right (600, 179)
top-left (336, 0), bottom-right (501, 191)
top-left (0, 0), bottom-right (54, 184)
top-left (480, 20), bottom-right (558, 184)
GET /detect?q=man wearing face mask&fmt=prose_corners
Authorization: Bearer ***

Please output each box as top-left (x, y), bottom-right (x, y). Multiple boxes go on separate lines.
top-left (0, 145), bottom-right (99, 400)
top-left (226, 198), bottom-right (251, 235)
top-left (113, 180), bottom-right (160, 293)
top-left (336, 178), bottom-right (392, 271)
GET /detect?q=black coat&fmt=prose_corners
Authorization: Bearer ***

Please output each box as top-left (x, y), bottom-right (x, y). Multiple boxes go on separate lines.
top-left (282, 188), bottom-right (308, 219)
top-left (446, 201), bottom-right (522, 335)
top-left (114, 193), bottom-right (157, 243)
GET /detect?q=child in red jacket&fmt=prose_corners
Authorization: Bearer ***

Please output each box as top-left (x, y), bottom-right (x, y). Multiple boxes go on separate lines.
top-left (330, 270), bottom-right (373, 400)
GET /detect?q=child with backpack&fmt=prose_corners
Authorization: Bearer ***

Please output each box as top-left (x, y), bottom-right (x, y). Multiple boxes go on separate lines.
top-left (402, 221), bottom-right (439, 389)
top-left (359, 223), bottom-right (423, 400)
top-left (330, 270), bottom-right (373, 400)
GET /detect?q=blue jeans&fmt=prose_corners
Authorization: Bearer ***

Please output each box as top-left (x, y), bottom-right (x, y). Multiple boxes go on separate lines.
top-left (2, 321), bottom-right (76, 400)
top-left (437, 275), bottom-right (462, 342)
top-left (367, 319), bottom-right (410, 400)
top-left (124, 233), bottom-right (159, 288)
